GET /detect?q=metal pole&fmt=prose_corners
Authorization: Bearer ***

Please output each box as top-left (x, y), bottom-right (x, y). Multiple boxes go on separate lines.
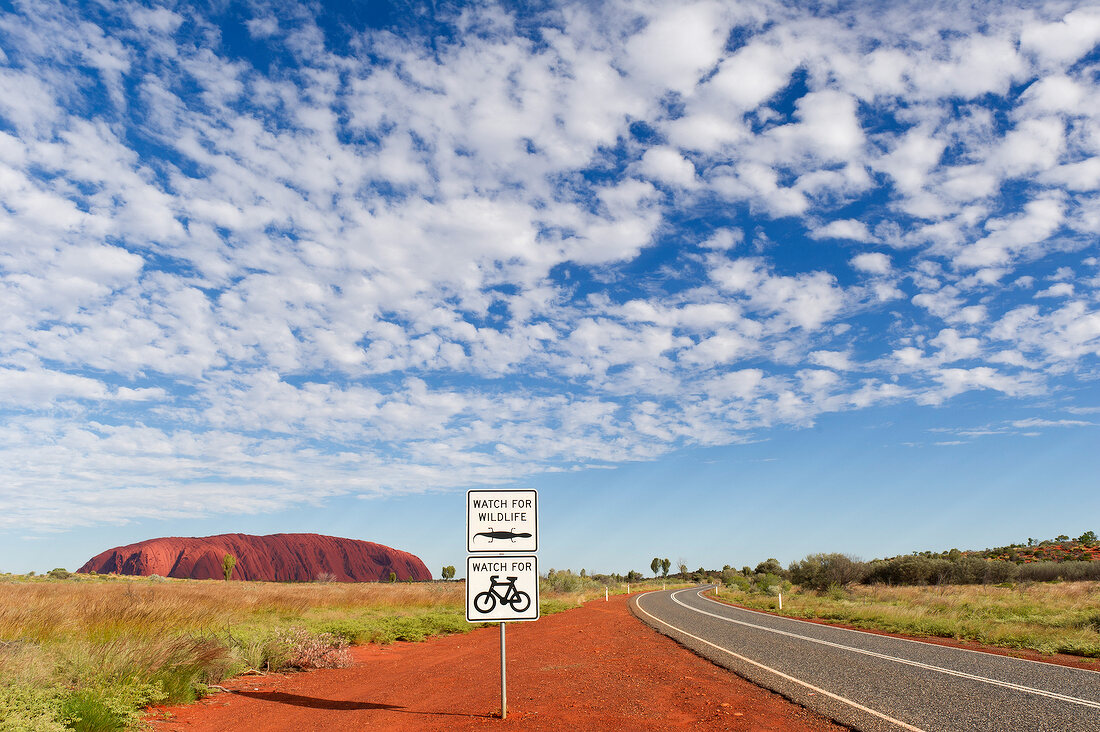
top-left (500, 622), bottom-right (507, 719)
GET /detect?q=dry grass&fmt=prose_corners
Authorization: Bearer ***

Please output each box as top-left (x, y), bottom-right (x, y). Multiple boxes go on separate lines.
top-left (0, 576), bottom-right (464, 643)
top-left (0, 575), bottom-right (470, 730)
top-left (716, 580), bottom-right (1100, 659)
top-left (0, 572), bottom-right (676, 729)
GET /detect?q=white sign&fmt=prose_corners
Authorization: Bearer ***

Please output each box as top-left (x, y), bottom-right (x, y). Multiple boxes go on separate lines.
top-left (467, 489), bottom-right (538, 553)
top-left (466, 555), bottom-right (540, 622)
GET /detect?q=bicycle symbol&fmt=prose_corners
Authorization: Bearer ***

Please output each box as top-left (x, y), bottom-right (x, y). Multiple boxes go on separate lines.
top-left (473, 575), bottom-right (532, 614)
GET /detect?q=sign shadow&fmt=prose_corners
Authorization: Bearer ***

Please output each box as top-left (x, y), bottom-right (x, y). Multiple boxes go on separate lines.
top-left (231, 690), bottom-right (489, 718)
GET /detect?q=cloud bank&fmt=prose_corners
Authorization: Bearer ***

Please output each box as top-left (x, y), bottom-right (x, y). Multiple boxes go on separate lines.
top-left (0, 0), bottom-right (1098, 529)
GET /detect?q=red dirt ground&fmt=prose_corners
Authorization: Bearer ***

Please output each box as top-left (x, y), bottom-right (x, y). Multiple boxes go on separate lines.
top-left (146, 594), bottom-right (847, 731)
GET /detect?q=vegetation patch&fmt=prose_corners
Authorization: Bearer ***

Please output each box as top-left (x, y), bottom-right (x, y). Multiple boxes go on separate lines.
top-left (0, 571), bottom-right (652, 730)
top-left (711, 581), bottom-right (1100, 659)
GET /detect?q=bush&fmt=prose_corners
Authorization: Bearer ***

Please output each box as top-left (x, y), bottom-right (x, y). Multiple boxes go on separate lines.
top-left (789, 553), bottom-right (866, 591)
top-left (46, 568), bottom-right (71, 580)
top-left (277, 628), bottom-right (350, 670)
top-left (756, 573), bottom-right (783, 594)
top-left (724, 575), bottom-right (752, 592)
top-left (754, 559), bottom-right (785, 578)
top-left (1017, 561), bottom-right (1100, 582)
top-left (0, 684), bottom-right (68, 732)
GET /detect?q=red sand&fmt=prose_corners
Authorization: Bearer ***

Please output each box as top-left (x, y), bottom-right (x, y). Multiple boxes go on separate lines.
top-left (147, 594), bottom-right (846, 731)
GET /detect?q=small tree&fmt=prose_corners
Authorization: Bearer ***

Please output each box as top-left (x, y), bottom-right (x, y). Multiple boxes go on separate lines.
top-left (678, 562), bottom-right (688, 577)
top-left (222, 554), bottom-right (236, 581)
top-left (650, 557), bottom-right (661, 577)
top-left (388, 571), bottom-right (397, 583)
top-left (661, 558), bottom-right (670, 577)
top-left (1078, 530), bottom-right (1098, 547)
top-left (754, 558), bottom-right (783, 576)
top-left (441, 565), bottom-right (455, 580)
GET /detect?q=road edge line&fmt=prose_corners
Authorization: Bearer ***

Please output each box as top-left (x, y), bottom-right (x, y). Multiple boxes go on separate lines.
top-left (630, 590), bottom-right (926, 732)
top-left (684, 589), bottom-right (1100, 710)
top-left (698, 589), bottom-right (1100, 676)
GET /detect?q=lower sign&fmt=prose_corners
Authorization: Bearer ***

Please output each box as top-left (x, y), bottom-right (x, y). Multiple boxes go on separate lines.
top-left (466, 555), bottom-right (539, 622)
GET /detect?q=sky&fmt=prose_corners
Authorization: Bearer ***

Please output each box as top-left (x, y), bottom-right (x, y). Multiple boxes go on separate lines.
top-left (1, 0), bottom-right (1099, 578)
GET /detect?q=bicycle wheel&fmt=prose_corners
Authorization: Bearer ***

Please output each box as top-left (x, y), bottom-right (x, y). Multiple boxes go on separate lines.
top-left (474, 590), bottom-right (497, 614)
top-left (509, 590), bottom-right (531, 613)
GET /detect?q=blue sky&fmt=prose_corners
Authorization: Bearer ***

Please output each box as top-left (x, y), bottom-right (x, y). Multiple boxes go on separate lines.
top-left (1, 0), bottom-right (1099, 577)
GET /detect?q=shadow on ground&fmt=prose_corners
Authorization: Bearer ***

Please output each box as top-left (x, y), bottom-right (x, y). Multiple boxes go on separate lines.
top-left (230, 690), bottom-right (486, 718)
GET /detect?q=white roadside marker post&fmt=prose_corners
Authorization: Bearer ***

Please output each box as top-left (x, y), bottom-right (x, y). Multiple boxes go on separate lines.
top-left (779, 592), bottom-right (782, 610)
top-left (605, 586), bottom-right (608, 601)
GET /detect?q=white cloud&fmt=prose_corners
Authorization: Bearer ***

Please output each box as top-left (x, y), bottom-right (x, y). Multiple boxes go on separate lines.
top-left (700, 229), bottom-right (742, 250)
top-left (1034, 282), bottom-right (1074, 298)
top-left (622, 3), bottom-right (730, 94)
top-left (1020, 8), bottom-right (1100, 67)
top-left (809, 350), bottom-right (852, 370)
top-left (637, 146), bottom-right (697, 188)
top-left (811, 219), bottom-right (876, 243)
top-left (705, 40), bottom-right (798, 110)
top-left (850, 252), bottom-right (891, 274)
top-left (953, 197), bottom-right (1065, 270)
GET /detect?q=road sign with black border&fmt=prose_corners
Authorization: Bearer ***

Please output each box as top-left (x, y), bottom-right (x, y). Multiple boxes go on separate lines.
top-left (467, 489), bottom-right (537, 553)
top-left (465, 554), bottom-right (539, 622)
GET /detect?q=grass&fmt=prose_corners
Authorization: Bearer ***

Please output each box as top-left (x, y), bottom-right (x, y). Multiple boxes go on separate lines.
top-left (711, 580), bottom-right (1100, 660)
top-left (0, 572), bottom-right (660, 730)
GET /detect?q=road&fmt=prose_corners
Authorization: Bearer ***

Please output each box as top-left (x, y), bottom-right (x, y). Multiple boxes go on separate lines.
top-left (631, 587), bottom-right (1100, 732)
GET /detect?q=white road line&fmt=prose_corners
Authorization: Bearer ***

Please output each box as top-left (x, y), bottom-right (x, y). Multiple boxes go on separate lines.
top-left (673, 589), bottom-right (1100, 711)
top-left (634, 591), bottom-right (927, 732)
top-left (699, 589), bottom-right (1100, 676)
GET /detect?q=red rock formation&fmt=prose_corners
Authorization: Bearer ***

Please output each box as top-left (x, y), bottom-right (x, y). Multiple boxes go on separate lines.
top-left (77, 533), bottom-right (431, 582)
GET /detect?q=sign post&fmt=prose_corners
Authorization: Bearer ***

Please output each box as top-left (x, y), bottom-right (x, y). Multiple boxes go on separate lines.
top-left (466, 489), bottom-right (539, 720)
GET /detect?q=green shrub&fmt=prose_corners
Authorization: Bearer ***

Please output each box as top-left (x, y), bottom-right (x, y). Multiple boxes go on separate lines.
top-left (724, 575), bottom-right (752, 592)
top-left (790, 553), bottom-right (866, 590)
top-left (60, 681), bottom-right (165, 732)
top-left (0, 683), bottom-right (68, 732)
top-left (757, 573), bottom-right (783, 594)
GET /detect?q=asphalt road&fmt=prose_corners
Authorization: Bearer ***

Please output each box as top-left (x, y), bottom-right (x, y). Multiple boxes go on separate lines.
top-left (631, 587), bottom-right (1100, 732)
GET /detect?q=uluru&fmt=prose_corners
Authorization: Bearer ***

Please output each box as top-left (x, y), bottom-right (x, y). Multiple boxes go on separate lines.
top-left (77, 533), bottom-right (432, 582)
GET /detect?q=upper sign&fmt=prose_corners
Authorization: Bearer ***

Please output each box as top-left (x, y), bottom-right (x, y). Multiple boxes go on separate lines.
top-left (467, 489), bottom-right (538, 553)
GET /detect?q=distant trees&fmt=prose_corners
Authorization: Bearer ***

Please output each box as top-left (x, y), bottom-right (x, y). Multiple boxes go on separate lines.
top-left (661, 558), bottom-right (671, 577)
top-left (677, 561), bottom-right (688, 577)
top-left (650, 557), bottom-right (661, 577)
top-left (441, 565), bottom-right (456, 580)
top-left (788, 553), bottom-right (864, 591)
top-left (1078, 531), bottom-right (1097, 547)
top-left (222, 554), bottom-right (236, 581)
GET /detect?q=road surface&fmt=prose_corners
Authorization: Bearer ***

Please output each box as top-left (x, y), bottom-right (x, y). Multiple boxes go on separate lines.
top-left (631, 587), bottom-right (1100, 732)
